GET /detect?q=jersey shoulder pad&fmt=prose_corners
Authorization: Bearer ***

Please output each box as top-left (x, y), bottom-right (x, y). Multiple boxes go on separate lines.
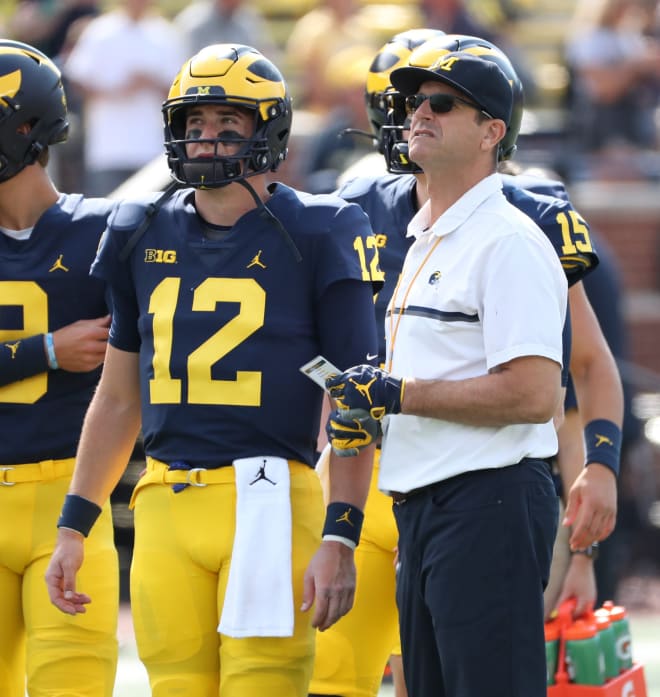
top-left (107, 193), bottom-right (164, 231)
top-left (336, 174), bottom-right (385, 200)
top-left (59, 192), bottom-right (118, 221)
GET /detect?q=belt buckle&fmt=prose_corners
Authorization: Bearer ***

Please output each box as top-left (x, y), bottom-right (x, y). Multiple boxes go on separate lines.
top-left (0, 467), bottom-right (15, 486)
top-left (186, 468), bottom-right (207, 487)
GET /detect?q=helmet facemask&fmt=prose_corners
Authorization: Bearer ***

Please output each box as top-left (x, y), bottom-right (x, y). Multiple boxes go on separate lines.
top-left (379, 90), bottom-right (423, 174)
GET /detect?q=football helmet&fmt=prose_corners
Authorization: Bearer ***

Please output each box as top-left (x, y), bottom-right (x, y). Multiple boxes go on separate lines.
top-left (163, 44), bottom-right (292, 188)
top-left (365, 28), bottom-right (445, 167)
top-left (405, 34), bottom-right (524, 161)
top-left (0, 40), bottom-right (69, 183)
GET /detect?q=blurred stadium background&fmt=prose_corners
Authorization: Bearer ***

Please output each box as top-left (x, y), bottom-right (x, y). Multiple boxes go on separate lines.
top-left (2, 0), bottom-right (658, 692)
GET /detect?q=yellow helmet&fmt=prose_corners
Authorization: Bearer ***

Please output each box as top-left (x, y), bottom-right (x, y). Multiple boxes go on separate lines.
top-left (163, 44), bottom-right (292, 188)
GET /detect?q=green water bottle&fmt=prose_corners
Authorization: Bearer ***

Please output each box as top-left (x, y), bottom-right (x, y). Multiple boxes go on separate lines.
top-left (545, 619), bottom-right (560, 685)
top-left (602, 601), bottom-right (633, 672)
top-left (593, 609), bottom-right (619, 679)
top-left (564, 618), bottom-right (606, 685)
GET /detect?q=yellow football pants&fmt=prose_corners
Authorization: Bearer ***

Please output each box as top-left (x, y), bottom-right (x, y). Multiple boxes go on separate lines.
top-left (0, 459), bottom-right (119, 697)
top-left (310, 449), bottom-right (401, 697)
top-left (130, 459), bottom-right (324, 697)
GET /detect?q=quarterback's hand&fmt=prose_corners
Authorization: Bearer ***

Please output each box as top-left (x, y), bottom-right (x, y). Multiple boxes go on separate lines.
top-left (45, 528), bottom-right (90, 615)
top-left (326, 408), bottom-right (380, 457)
top-left (563, 464), bottom-right (617, 550)
top-left (301, 540), bottom-right (356, 631)
top-left (326, 365), bottom-right (404, 420)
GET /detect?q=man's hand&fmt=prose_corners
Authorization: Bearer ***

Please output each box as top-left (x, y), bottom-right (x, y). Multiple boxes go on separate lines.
top-left (326, 365), bottom-right (404, 420)
top-left (326, 408), bottom-right (380, 457)
top-left (563, 464), bottom-right (617, 549)
top-left (44, 528), bottom-right (90, 615)
top-left (300, 540), bottom-right (356, 631)
top-left (554, 553), bottom-right (597, 619)
top-left (53, 315), bottom-right (110, 372)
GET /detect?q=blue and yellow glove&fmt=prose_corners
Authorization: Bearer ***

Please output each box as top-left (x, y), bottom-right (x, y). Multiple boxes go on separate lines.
top-left (326, 365), bottom-right (405, 420)
top-left (326, 408), bottom-right (381, 457)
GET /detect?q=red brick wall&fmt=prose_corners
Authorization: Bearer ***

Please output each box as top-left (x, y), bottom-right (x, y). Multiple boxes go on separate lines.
top-left (571, 182), bottom-right (660, 377)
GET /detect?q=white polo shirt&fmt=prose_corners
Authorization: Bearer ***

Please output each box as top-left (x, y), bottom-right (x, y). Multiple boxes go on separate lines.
top-left (379, 173), bottom-right (568, 493)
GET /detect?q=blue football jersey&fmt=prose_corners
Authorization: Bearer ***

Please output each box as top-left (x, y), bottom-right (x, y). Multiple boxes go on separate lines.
top-left (92, 183), bottom-right (381, 468)
top-left (336, 173), bottom-right (417, 365)
top-left (501, 173), bottom-right (599, 286)
top-left (337, 171), bottom-right (600, 365)
top-left (0, 194), bottom-right (115, 463)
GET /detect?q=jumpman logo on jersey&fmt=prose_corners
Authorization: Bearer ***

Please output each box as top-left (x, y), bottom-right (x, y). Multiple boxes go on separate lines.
top-left (349, 377), bottom-right (376, 405)
top-left (594, 434), bottom-right (614, 447)
top-left (5, 341), bottom-right (20, 359)
top-left (250, 459), bottom-right (277, 485)
top-left (49, 254), bottom-right (69, 272)
top-left (247, 250), bottom-right (267, 269)
top-left (335, 507), bottom-right (355, 527)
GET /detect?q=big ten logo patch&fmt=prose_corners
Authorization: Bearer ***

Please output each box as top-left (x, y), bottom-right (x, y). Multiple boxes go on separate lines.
top-left (144, 249), bottom-right (177, 264)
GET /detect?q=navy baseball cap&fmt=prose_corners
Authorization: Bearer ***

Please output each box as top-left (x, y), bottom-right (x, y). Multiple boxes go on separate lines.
top-left (390, 51), bottom-right (513, 126)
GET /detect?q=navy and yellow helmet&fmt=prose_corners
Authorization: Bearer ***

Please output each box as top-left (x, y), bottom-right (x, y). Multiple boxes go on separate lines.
top-left (0, 39), bottom-right (68, 182)
top-left (365, 28), bottom-right (445, 158)
top-left (406, 34), bottom-right (524, 161)
top-left (163, 44), bottom-right (292, 188)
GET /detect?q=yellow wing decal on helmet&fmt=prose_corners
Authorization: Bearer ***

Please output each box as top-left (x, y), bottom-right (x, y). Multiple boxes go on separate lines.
top-left (0, 69), bottom-right (21, 107)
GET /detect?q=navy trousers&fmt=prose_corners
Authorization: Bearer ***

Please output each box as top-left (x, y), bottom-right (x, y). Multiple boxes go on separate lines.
top-left (394, 458), bottom-right (558, 697)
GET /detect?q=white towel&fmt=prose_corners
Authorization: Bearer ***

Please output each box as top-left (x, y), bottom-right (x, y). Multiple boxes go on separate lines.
top-left (218, 456), bottom-right (294, 637)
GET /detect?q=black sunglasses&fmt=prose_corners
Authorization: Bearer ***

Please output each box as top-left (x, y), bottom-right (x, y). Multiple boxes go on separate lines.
top-left (405, 93), bottom-right (493, 119)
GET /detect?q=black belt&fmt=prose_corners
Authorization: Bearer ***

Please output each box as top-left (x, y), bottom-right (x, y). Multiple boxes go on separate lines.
top-left (390, 482), bottom-right (442, 505)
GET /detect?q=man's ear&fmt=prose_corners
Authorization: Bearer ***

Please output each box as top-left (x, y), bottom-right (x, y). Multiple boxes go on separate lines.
top-left (481, 119), bottom-right (507, 153)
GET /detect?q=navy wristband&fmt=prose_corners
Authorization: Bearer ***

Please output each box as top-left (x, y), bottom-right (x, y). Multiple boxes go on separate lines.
top-left (322, 501), bottom-right (364, 549)
top-left (584, 419), bottom-right (622, 478)
top-left (57, 494), bottom-right (102, 537)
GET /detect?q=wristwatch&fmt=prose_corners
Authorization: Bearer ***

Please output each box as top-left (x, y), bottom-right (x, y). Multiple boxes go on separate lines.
top-left (572, 542), bottom-right (599, 561)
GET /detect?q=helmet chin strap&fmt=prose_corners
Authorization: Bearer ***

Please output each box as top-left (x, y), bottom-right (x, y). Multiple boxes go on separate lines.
top-left (236, 177), bottom-right (302, 263)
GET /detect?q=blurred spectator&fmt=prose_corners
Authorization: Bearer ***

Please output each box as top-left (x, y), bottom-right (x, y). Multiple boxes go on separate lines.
top-left (63, 0), bottom-right (185, 196)
top-left (7, 0), bottom-right (99, 59)
top-left (418, 0), bottom-right (538, 100)
top-left (50, 12), bottom-right (99, 193)
top-left (173, 0), bottom-right (280, 62)
top-left (7, 0), bottom-right (102, 192)
top-left (284, 0), bottom-right (366, 112)
top-left (564, 0), bottom-right (660, 179)
top-left (296, 44), bottom-right (377, 193)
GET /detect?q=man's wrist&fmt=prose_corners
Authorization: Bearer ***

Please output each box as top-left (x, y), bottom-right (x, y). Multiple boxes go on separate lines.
top-left (571, 542), bottom-right (599, 561)
top-left (44, 332), bottom-right (59, 370)
top-left (57, 494), bottom-right (102, 538)
top-left (322, 534), bottom-right (357, 550)
top-left (322, 502), bottom-right (364, 548)
top-left (584, 419), bottom-right (621, 477)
